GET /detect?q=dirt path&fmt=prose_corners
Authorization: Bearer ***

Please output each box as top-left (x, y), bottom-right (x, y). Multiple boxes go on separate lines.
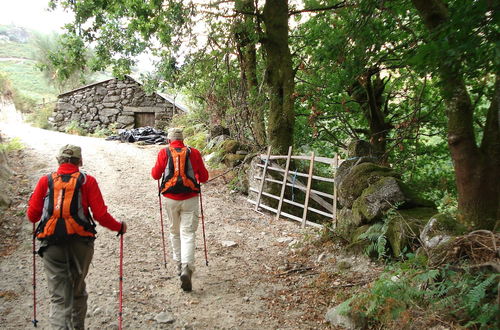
top-left (0, 123), bottom-right (333, 329)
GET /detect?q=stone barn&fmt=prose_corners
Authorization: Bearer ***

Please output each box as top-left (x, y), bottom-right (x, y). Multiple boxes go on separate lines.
top-left (50, 75), bottom-right (187, 133)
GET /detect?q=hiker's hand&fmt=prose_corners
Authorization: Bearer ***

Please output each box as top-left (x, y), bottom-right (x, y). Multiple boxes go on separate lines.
top-left (118, 222), bottom-right (127, 235)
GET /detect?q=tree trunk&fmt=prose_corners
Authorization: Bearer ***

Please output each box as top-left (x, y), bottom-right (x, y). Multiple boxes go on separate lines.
top-left (262, 0), bottom-right (295, 155)
top-left (412, 0), bottom-right (500, 229)
top-left (235, 0), bottom-right (267, 147)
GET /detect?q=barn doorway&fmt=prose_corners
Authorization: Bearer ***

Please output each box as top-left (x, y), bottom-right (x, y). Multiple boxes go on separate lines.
top-left (134, 112), bottom-right (155, 128)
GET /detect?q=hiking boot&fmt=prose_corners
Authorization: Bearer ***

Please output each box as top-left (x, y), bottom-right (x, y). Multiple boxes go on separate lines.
top-left (180, 265), bottom-right (193, 292)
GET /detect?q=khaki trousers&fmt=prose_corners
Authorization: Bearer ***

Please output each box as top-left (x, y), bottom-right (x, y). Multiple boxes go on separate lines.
top-left (41, 239), bottom-right (94, 330)
top-left (164, 196), bottom-right (199, 270)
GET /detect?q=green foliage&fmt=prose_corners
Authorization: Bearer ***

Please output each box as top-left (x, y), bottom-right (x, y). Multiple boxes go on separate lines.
top-left (0, 41), bottom-right (35, 59)
top-left (48, 0), bottom-right (499, 228)
top-left (64, 121), bottom-right (87, 136)
top-left (0, 137), bottom-right (24, 152)
top-left (184, 131), bottom-right (208, 151)
top-left (90, 123), bottom-right (117, 138)
top-left (26, 104), bottom-right (54, 129)
top-left (343, 256), bottom-right (499, 328)
top-left (32, 32), bottom-right (98, 92)
top-left (357, 220), bottom-right (389, 260)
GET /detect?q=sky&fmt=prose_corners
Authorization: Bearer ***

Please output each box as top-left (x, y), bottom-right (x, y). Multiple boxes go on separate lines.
top-left (0, 0), bottom-right (73, 33)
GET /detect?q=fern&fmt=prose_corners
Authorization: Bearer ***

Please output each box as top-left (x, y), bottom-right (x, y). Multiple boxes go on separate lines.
top-left (358, 220), bottom-right (390, 259)
top-left (341, 257), bottom-right (499, 328)
top-left (464, 274), bottom-right (497, 311)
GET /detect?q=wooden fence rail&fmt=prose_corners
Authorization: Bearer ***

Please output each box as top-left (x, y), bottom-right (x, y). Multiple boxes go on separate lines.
top-left (247, 146), bottom-right (342, 229)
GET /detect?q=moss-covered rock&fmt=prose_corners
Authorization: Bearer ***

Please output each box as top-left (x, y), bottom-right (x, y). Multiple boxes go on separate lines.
top-left (221, 139), bottom-right (239, 154)
top-left (347, 224), bottom-right (372, 254)
top-left (224, 153), bottom-right (246, 167)
top-left (420, 213), bottom-right (467, 249)
top-left (336, 208), bottom-right (362, 241)
top-left (351, 176), bottom-right (408, 223)
top-left (386, 207), bottom-right (437, 257)
top-left (334, 157), bottom-right (379, 188)
top-left (338, 163), bottom-right (398, 208)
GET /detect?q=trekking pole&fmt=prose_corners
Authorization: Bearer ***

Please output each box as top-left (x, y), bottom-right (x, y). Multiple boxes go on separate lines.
top-left (118, 233), bottom-right (124, 330)
top-left (157, 180), bottom-right (167, 268)
top-left (31, 223), bottom-right (38, 327)
top-left (199, 187), bottom-right (208, 266)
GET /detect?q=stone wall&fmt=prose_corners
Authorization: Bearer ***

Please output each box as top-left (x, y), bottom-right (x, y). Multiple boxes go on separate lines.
top-left (51, 75), bottom-right (182, 133)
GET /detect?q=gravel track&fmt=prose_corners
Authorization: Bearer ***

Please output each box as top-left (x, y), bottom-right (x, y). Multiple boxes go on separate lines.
top-left (0, 123), bottom-right (316, 329)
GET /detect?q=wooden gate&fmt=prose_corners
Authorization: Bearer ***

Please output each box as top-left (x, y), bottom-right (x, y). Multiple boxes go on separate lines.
top-left (247, 146), bottom-right (342, 229)
top-left (134, 112), bottom-right (155, 128)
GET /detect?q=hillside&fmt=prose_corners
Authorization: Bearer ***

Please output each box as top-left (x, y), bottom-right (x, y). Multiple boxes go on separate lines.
top-left (0, 25), bottom-right (58, 103)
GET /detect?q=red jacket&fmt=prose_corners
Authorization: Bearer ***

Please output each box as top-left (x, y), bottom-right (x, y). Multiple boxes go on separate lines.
top-left (27, 163), bottom-right (122, 232)
top-left (151, 140), bottom-right (209, 200)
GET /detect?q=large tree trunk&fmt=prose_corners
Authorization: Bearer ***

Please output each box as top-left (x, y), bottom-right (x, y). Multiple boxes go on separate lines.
top-left (235, 0), bottom-right (267, 147)
top-left (262, 0), bottom-right (295, 154)
top-left (349, 70), bottom-right (391, 162)
top-left (412, 0), bottom-right (500, 230)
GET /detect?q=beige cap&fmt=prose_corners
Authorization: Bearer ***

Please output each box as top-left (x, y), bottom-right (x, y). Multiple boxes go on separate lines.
top-left (167, 127), bottom-right (184, 140)
top-left (57, 144), bottom-right (82, 159)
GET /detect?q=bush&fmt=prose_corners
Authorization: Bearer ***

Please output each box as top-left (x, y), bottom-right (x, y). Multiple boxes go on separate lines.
top-left (341, 256), bottom-right (499, 328)
top-left (91, 123), bottom-right (117, 138)
top-left (12, 91), bottom-right (37, 113)
top-left (0, 137), bottom-right (24, 152)
top-left (26, 104), bottom-right (54, 129)
top-left (64, 121), bottom-right (87, 136)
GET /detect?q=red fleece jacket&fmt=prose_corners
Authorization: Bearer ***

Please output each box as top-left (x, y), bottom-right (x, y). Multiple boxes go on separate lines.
top-left (27, 163), bottom-right (122, 232)
top-left (151, 140), bottom-right (209, 200)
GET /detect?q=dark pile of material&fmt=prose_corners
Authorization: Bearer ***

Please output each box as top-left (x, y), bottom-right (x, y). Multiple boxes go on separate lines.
top-left (106, 126), bottom-right (167, 144)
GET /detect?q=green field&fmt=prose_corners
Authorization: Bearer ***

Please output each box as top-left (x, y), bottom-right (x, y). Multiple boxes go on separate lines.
top-left (0, 41), bottom-right (36, 59)
top-left (0, 60), bottom-right (57, 102)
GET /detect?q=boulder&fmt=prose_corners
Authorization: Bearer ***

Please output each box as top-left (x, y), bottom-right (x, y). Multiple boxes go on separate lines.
top-left (386, 207), bottom-right (438, 257)
top-left (224, 153), bottom-right (246, 167)
top-left (336, 208), bottom-right (362, 241)
top-left (325, 303), bottom-right (366, 329)
top-left (334, 156), bottom-right (379, 188)
top-left (347, 224), bottom-right (372, 253)
top-left (351, 177), bottom-right (408, 223)
top-left (221, 139), bottom-right (239, 154)
top-left (420, 213), bottom-right (466, 249)
top-left (206, 135), bottom-right (230, 151)
top-left (338, 162), bottom-right (398, 208)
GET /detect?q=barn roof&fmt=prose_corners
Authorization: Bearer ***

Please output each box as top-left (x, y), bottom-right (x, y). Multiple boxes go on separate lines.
top-left (57, 74), bottom-right (188, 112)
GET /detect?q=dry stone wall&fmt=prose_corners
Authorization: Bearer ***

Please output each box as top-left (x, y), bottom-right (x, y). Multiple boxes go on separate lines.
top-left (51, 76), bottom-right (180, 133)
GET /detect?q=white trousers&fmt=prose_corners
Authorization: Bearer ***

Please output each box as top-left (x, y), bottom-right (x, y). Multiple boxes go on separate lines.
top-left (164, 196), bottom-right (199, 270)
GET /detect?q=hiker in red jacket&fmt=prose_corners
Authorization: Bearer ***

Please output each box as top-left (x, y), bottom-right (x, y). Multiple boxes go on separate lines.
top-left (27, 144), bottom-right (126, 329)
top-left (151, 127), bottom-right (209, 292)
